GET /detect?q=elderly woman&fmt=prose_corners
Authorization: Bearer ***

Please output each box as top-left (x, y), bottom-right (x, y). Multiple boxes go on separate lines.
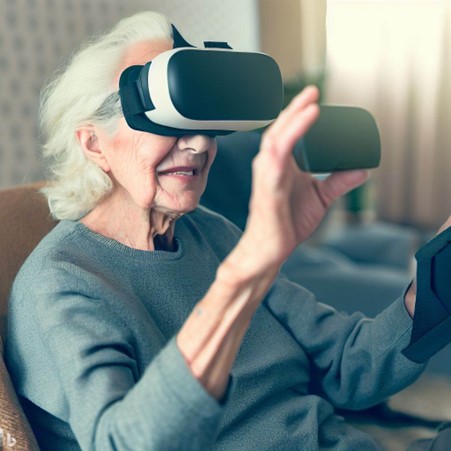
top-left (5, 11), bottom-right (425, 451)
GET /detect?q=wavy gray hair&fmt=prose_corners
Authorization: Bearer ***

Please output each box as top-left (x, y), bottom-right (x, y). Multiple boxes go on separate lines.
top-left (40, 11), bottom-right (173, 220)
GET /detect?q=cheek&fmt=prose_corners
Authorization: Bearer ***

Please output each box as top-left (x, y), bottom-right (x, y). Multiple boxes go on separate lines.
top-left (108, 121), bottom-right (132, 150)
top-left (107, 129), bottom-right (174, 179)
top-left (205, 144), bottom-right (218, 173)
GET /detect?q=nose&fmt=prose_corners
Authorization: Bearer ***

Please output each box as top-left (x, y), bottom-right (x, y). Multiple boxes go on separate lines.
top-left (177, 135), bottom-right (212, 154)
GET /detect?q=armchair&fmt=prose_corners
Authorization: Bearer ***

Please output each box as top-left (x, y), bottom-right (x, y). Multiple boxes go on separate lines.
top-left (0, 182), bottom-right (56, 451)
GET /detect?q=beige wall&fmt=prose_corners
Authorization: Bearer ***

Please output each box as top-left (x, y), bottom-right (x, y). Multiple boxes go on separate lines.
top-left (259, 0), bottom-right (327, 82)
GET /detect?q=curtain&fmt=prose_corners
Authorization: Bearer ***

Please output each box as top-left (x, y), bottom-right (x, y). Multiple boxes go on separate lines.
top-left (325, 0), bottom-right (451, 230)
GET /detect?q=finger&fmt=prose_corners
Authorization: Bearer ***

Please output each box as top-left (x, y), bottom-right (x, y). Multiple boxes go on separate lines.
top-left (317, 170), bottom-right (369, 207)
top-left (283, 85), bottom-right (320, 117)
top-left (258, 85), bottom-right (320, 172)
top-left (268, 86), bottom-right (320, 137)
top-left (267, 103), bottom-right (319, 151)
top-left (261, 103), bottom-right (320, 164)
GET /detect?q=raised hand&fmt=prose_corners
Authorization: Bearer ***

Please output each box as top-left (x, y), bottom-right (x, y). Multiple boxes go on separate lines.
top-left (241, 86), bottom-right (369, 269)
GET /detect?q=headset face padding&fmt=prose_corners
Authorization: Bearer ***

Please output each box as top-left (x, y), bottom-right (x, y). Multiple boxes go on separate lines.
top-left (119, 47), bottom-right (284, 137)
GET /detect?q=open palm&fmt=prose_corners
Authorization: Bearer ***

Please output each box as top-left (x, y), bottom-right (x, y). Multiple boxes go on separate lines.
top-left (243, 86), bottom-right (369, 268)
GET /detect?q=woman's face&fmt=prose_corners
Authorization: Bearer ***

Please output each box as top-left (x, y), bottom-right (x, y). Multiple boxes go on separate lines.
top-left (97, 39), bottom-right (217, 217)
top-left (97, 120), bottom-right (217, 217)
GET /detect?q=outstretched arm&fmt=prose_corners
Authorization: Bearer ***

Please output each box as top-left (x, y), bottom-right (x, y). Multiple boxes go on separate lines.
top-left (177, 86), bottom-right (369, 399)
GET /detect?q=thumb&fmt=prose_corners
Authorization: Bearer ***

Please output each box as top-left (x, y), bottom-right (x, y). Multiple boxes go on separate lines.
top-left (319, 170), bottom-right (370, 205)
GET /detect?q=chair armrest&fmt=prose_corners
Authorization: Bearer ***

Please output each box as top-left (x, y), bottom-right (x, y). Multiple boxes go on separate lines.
top-left (0, 337), bottom-right (40, 450)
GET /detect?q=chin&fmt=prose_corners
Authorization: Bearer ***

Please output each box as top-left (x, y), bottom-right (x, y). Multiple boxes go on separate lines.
top-left (158, 197), bottom-right (201, 217)
top-left (176, 191), bottom-right (203, 211)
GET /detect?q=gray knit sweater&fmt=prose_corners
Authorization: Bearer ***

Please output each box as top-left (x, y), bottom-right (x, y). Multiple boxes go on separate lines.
top-left (5, 206), bottom-right (423, 450)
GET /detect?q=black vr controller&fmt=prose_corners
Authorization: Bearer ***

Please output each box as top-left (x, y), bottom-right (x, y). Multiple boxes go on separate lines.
top-left (295, 105), bottom-right (381, 173)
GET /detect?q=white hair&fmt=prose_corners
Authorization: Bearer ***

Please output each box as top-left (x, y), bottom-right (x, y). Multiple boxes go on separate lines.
top-left (40, 11), bottom-right (173, 220)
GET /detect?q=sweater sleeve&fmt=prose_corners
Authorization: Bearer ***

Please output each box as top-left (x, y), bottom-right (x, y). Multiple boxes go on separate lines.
top-left (16, 265), bottom-right (223, 451)
top-left (263, 275), bottom-right (425, 410)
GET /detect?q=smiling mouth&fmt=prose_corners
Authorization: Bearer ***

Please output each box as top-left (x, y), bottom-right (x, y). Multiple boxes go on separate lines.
top-left (158, 167), bottom-right (199, 177)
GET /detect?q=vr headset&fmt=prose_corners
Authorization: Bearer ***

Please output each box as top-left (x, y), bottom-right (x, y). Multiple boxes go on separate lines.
top-left (119, 26), bottom-right (284, 137)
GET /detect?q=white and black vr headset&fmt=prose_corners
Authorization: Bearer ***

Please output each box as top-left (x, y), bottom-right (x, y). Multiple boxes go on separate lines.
top-left (119, 25), bottom-right (284, 137)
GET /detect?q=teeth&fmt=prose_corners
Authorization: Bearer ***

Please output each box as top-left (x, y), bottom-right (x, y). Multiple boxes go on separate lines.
top-left (159, 168), bottom-right (197, 176)
top-left (162, 170), bottom-right (194, 176)
top-left (173, 170), bottom-right (194, 176)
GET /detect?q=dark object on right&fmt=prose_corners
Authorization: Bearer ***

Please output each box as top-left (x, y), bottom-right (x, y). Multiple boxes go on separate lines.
top-left (402, 226), bottom-right (451, 363)
top-left (294, 105), bottom-right (381, 173)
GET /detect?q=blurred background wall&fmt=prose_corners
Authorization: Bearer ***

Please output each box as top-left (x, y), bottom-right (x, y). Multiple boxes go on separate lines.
top-left (325, 0), bottom-right (451, 231)
top-left (0, 0), bottom-right (260, 188)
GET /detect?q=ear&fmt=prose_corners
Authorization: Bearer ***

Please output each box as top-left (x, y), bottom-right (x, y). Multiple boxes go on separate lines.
top-left (76, 127), bottom-right (111, 172)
